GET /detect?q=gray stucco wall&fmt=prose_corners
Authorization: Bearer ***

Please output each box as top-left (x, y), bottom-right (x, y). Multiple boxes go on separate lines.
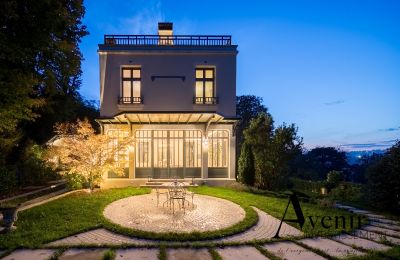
top-left (99, 46), bottom-right (237, 118)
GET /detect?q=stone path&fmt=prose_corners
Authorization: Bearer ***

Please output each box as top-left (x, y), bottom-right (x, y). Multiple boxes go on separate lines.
top-left (115, 248), bottom-right (159, 260)
top-left (58, 249), bottom-right (107, 260)
top-left (263, 241), bottom-right (326, 260)
top-left (217, 246), bottom-right (268, 260)
top-left (168, 248), bottom-right (212, 260)
top-left (299, 237), bottom-right (365, 258)
top-left (2, 249), bottom-right (56, 260)
top-left (3, 202), bottom-right (400, 259)
top-left (46, 207), bottom-right (302, 247)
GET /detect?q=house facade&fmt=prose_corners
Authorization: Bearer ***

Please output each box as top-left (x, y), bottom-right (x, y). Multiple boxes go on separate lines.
top-left (96, 23), bottom-right (238, 187)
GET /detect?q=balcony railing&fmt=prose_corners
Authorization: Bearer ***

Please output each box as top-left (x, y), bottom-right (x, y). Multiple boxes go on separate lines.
top-left (194, 97), bottom-right (218, 105)
top-left (118, 96), bottom-right (143, 104)
top-left (104, 35), bottom-right (232, 46)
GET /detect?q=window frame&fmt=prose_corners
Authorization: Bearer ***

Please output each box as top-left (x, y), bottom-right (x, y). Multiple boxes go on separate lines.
top-left (195, 67), bottom-right (217, 104)
top-left (121, 67), bottom-right (142, 104)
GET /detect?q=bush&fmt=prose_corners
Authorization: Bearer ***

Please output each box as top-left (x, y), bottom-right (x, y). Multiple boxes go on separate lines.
top-left (63, 171), bottom-right (87, 190)
top-left (238, 142), bottom-right (255, 185)
top-left (18, 143), bottom-right (59, 186)
top-left (325, 170), bottom-right (344, 190)
top-left (290, 177), bottom-right (324, 196)
top-left (329, 182), bottom-right (363, 203)
top-left (0, 166), bottom-right (17, 196)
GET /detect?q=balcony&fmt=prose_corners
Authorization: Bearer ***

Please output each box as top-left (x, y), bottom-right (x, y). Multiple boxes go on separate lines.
top-left (118, 96), bottom-right (143, 104)
top-left (194, 97), bottom-right (218, 105)
top-left (104, 35), bottom-right (232, 46)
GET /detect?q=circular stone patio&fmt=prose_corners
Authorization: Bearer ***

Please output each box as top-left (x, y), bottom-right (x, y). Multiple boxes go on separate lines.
top-left (103, 192), bottom-right (245, 233)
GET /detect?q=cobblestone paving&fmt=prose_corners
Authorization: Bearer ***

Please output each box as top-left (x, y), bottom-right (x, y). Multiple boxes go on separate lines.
top-left (104, 193), bottom-right (245, 233)
top-left (214, 207), bottom-right (302, 243)
top-left (46, 228), bottom-right (157, 247)
top-left (4, 203), bottom-right (400, 260)
top-left (47, 206), bottom-right (302, 247)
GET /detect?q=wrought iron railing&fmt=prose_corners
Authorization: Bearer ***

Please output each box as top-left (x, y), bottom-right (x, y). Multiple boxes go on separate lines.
top-left (118, 96), bottom-right (143, 104)
top-left (104, 35), bottom-right (232, 46)
top-left (193, 97), bottom-right (218, 105)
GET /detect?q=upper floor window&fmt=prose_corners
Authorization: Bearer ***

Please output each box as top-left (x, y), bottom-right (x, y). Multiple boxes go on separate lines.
top-left (195, 68), bottom-right (217, 104)
top-left (120, 68), bottom-right (142, 104)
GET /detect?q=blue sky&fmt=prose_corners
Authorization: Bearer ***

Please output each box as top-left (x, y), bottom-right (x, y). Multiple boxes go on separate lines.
top-left (80, 0), bottom-right (400, 151)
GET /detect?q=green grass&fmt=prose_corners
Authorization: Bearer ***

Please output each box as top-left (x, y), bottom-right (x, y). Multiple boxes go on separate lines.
top-left (347, 246), bottom-right (400, 260)
top-left (191, 186), bottom-right (367, 236)
top-left (0, 186), bottom-right (368, 250)
top-left (0, 187), bottom-right (151, 249)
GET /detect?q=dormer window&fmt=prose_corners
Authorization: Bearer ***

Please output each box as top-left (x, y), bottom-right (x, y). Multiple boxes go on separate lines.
top-left (120, 68), bottom-right (142, 104)
top-left (195, 68), bottom-right (217, 104)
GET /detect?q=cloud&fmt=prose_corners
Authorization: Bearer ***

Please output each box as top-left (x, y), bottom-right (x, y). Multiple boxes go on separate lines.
top-left (340, 139), bottom-right (397, 151)
top-left (324, 99), bottom-right (345, 106)
top-left (378, 127), bottom-right (400, 132)
top-left (105, 1), bottom-right (165, 35)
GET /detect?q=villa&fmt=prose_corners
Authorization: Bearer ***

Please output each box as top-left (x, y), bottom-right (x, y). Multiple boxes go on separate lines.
top-left (96, 23), bottom-right (238, 187)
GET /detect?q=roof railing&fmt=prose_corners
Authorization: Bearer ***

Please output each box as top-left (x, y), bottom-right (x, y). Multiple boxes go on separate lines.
top-left (103, 35), bottom-right (232, 46)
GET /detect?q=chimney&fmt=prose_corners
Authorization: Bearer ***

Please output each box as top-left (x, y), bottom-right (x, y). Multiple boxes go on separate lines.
top-left (158, 22), bottom-right (173, 45)
top-left (158, 22), bottom-right (173, 36)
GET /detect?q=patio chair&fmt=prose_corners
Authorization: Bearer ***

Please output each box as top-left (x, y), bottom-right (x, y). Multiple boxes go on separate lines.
top-left (155, 188), bottom-right (169, 207)
top-left (167, 181), bottom-right (186, 214)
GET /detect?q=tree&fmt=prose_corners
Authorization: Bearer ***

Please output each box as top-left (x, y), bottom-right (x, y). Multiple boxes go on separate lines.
top-left (238, 142), bottom-right (255, 185)
top-left (243, 113), bottom-right (302, 190)
top-left (46, 119), bottom-right (130, 191)
top-left (290, 147), bottom-right (348, 180)
top-left (0, 0), bottom-right (88, 164)
top-left (325, 170), bottom-right (344, 190)
top-left (236, 95), bottom-right (268, 149)
top-left (366, 141), bottom-right (400, 213)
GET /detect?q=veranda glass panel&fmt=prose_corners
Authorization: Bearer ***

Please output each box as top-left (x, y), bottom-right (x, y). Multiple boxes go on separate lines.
top-left (135, 130), bottom-right (202, 178)
top-left (208, 130), bottom-right (229, 178)
top-left (107, 129), bottom-right (129, 178)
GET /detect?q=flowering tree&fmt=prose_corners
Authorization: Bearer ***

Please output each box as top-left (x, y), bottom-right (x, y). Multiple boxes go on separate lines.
top-left (46, 118), bottom-right (131, 190)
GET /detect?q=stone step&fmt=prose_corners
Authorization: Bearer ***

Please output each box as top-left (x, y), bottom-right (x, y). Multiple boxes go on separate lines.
top-left (168, 248), bottom-right (213, 260)
top-left (332, 233), bottom-right (391, 251)
top-left (115, 248), bottom-right (159, 260)
top-left (299, 237), bottom-right (365, 259)
top-left (263, 241), bottom-right (326, 260)
top-left (217, 246), bottom-right (269, 260)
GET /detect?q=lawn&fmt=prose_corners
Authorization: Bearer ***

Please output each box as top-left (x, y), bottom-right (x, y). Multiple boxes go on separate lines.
top-left (192, 186), bottom-right (367, 236)
top-left (0, 187), bottom-right (150, 249)
top-left (0, 186), bottom-right (366, 249)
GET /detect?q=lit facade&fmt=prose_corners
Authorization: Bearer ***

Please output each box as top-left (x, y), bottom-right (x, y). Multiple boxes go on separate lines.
top-left (97, 23), bottom-right (238, 187)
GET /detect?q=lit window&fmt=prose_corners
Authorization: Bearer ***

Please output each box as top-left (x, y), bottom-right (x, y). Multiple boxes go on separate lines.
top-left (195, 68), bottom-right (216, 104)
top-left (208, 130), bottom-right (228, 168)
top-left (121, 68), bottom-right (141, 104)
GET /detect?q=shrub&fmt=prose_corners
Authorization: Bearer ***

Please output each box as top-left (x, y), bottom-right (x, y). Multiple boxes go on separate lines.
top-left (237, 142), bottom-right (255, 185)
top-left (18, 143), bottom-right (59, 186)
top-left (325, 170), bottom-right (344, 190)
top-left (63, 171), bottom-right (87, 190)
top-left (0, 166), bottom-right (17, 196)
top-left (329, 182), bottom-right (363, 203)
